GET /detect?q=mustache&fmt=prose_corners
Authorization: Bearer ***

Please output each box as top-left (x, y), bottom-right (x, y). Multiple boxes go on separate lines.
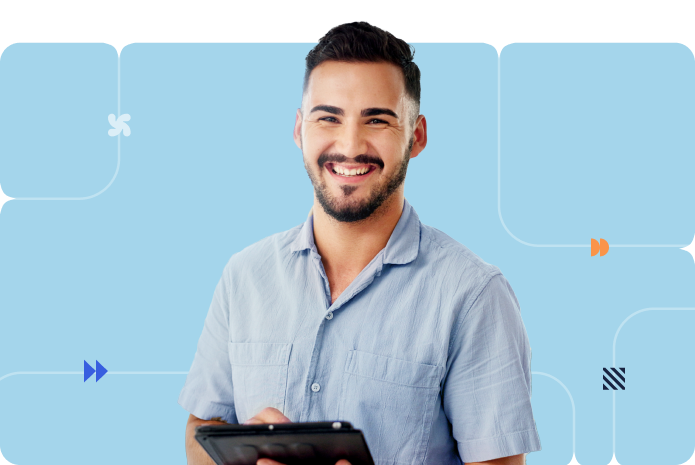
top-left (317, 153), bottom-right (384, 170)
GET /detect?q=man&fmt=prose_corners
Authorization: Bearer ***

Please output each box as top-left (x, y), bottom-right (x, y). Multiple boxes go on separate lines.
top-left (179, 22), bottom-right (542, 465)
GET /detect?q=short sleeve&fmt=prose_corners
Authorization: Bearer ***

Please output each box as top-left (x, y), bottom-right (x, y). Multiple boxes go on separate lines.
top-left (178, 263), bottom-right (238, 423)
top-left (442, 272), bottom-right (541, 463)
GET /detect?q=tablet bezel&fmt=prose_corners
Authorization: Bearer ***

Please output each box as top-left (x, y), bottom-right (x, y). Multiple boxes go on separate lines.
top-left (194, 421), bottom-right (374, 465)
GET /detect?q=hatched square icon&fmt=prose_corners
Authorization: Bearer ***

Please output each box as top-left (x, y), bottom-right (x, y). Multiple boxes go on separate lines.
top-left (603, 367), bottom-right (626, 390)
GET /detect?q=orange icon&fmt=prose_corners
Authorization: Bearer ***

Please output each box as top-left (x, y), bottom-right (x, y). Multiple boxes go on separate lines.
top-left (591, 238), bottom-right (610, 256)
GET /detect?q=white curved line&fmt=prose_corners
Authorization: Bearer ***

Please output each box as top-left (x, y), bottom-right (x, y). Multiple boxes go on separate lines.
top-left (532, 371), bottom-right (577, 456)
top-left (108, 371), bottom-right (189, 375)
top-left (610, 307), bottom-right (695, 457)
top-left (13, 135), bottom-right (120, 201)
top-left (497, 53), bottom-right (689, 249)
top-left (0, 371), bottom-right (81, 382)
top-left (10, 53), bottom-right (123, 202)
top-left (613, 307), bottom-right (695, 366)
top-left (0, 371), bottom-right (189, 383)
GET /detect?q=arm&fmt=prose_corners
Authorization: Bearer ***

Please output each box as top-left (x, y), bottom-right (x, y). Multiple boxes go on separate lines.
top-left (179, 264), bottom-right (239, 459)
top-left (443, 272), bottom-right (541, 463)
top-left (185, 414), bottom-right (229, 465)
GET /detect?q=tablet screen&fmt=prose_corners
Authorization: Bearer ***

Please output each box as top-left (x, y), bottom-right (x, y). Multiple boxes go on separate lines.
top-left (195, 421), bottom-right (374, 465)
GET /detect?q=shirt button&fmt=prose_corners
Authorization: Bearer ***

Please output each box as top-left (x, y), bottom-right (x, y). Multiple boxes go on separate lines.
top-left (325, 312), bottom-right (333, 320)
top-left (311, 382), bottom-right (321, 392)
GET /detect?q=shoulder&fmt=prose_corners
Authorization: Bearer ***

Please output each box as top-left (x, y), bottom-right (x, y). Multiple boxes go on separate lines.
top-left (223, 223), bottom-right (304, 277)
top-left (417, 223), bottom-right (515, 316)
top-left (418, 222), bottom-right (502, 279)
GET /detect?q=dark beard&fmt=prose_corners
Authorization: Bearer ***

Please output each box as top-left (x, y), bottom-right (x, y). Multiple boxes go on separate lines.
top-left (304, 137), bottom-right (413, 223)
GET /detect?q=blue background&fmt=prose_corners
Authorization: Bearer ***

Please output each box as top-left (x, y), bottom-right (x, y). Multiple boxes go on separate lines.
top-left (0, 43), bottom-right (694, 465)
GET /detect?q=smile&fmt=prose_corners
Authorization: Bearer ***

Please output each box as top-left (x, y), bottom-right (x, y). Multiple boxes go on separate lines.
top-left (325, 163), bottom-right (377, 183)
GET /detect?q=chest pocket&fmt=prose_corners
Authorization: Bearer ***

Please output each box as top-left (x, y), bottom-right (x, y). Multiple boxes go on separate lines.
top-left (337, 350), bottom-right (443, 465)
top-left (228, 342), bottom-right (292, 424)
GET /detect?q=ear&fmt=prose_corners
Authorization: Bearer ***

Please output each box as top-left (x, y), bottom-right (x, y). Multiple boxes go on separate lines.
top-left (409, 114), bottom-right (427, 159)
top-left (293, 108), bottom-right (303, 150)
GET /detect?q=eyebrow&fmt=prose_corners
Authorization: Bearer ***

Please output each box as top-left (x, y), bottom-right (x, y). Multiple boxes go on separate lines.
top-left (310, 105), bottom-right (343, 116)
top-left (362, 107), bottom-right (398, 118)
top-left (310, 105), bottom-right (399, 119)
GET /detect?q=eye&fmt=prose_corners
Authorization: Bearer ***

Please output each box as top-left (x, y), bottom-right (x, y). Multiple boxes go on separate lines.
top-left (319, 116), bottom-right (339, 123)
top-left (368, 118), bottom-right (388, 124)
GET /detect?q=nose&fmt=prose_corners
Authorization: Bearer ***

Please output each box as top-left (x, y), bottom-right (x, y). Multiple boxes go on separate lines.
top-left (333, 120), bottom-right (368, 159)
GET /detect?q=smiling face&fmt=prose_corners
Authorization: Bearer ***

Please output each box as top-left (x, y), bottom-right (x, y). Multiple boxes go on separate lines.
top-left (294, 60), bottom-right (425, 223)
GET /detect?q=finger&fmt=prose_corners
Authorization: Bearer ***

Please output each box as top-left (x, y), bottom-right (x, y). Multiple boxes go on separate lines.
top-left (254, 407), bottom-right (291, 424)
top-left (257, 459), bottom-right (286, 465)
top-left (335, 460), bottom-right (352, 465)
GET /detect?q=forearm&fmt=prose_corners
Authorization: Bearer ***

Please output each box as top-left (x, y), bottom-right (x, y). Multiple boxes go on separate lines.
top-left (185, 415), bottom-right (229, 465)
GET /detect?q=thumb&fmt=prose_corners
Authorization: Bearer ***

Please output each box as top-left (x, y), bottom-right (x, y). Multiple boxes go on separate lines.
top-left (253, 407), bottom-right (292, 424)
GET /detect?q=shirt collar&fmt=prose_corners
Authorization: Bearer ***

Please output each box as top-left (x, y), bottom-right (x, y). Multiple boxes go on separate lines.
top-left (289, 197), bottom-right (420, 266)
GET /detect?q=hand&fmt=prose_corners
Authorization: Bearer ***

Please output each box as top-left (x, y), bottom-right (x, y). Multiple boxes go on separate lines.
top-left (243, 407), bottom-right (292, 425)
top-left (247, 408), bottom-right (351, 465)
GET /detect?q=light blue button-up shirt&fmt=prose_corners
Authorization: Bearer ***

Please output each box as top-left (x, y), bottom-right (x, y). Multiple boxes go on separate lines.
top-left (178, 198), bottom-right (542, 464)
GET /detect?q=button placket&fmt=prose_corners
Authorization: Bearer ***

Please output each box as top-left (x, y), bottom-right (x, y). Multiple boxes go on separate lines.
top-left (312, 253), bottom-right (332, 309)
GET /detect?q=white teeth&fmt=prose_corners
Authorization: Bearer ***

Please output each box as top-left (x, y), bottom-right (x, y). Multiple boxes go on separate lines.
top-left (333, 165), bottom-right (370, 176)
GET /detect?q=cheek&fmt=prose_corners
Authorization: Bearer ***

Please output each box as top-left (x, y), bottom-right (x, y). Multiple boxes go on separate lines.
top-left (372, 136), bottom-right (405, 163)
top-left (303, 132), bottom-right (333, 159)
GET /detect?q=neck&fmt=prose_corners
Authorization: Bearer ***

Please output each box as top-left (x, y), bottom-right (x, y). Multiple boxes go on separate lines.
top-left (312, 191), bottom-right (405, 274)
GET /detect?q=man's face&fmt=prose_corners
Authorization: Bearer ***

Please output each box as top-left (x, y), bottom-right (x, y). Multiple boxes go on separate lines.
top-left (294, 61), bottom-right (424, 223)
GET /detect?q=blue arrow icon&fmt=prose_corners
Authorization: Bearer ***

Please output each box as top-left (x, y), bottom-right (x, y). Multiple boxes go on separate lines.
top-left (84, 360), bottom-right (108, 382)
top-left (84, 360), bottom-right (95, 382)
top-left (96, 360), bottom-right (108, 382)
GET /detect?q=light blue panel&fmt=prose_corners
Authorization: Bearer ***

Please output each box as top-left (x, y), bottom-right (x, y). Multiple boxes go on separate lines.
top-left (0, 44), bottom-right (118, 197)
top-left (0, 374), bottom-right (188, 465)
top-left (618, 310), bottom-right (695, 465)
top-left (500, 43), bottom-right (695, 245)
top-left (1, 42), bottom-right (694, 465)
top-left (531, 375), bottom-right (574, 465)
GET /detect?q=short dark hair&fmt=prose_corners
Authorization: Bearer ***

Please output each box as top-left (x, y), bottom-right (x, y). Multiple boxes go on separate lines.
top-left (303, 22), bottom-right (421, 126)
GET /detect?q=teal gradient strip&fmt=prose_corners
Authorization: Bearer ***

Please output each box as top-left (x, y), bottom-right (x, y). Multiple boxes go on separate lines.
top-left (385, 28), bottom-right (695, 42)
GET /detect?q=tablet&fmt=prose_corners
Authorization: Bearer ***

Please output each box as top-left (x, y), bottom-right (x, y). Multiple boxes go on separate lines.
top-left (195, 421), bottom-right (374, 465)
